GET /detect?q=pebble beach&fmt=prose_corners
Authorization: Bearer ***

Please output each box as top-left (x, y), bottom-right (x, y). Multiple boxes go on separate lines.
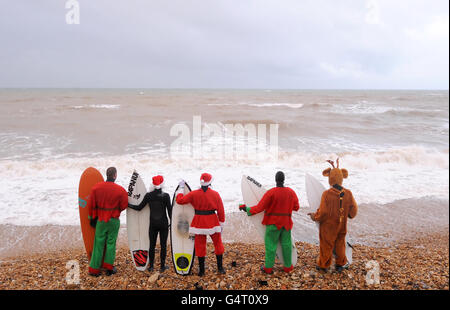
top-left (0, 230), bottom-right (447, 290)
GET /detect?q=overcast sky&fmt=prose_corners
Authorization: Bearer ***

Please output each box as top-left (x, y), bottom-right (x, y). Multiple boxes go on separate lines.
top-left (0, 0), bottom-right (448, 89)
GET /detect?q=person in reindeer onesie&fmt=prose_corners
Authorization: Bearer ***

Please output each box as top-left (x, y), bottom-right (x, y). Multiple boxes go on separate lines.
top-left (176, 173), bottom-right (226, 276)
top-left (239, 171), bottom-right (300, 274)
top-left (308, 159), bottom-right (358, 272)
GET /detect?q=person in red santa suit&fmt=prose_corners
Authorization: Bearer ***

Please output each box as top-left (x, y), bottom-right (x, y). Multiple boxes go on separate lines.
top-left (176, 173), bottom-right (226, 276)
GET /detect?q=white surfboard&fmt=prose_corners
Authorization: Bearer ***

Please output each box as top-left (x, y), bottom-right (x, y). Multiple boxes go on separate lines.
top-left (127, 170), bottom-right (150, 271)
top-left (170, 183), bottom-right (196, 275)
top-left (305, 173), bottom-right (353, 265)
top-left (241, 175), bottom-right (298, 266)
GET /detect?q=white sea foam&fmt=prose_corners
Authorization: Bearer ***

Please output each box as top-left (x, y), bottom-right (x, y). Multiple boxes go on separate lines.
top-left (72, 104), bottom-right (120, 110)
top-left (207, 103), bottom-right (234, 107)
top-left (0, 89), bottom-right (447, 247)
top-left (207, 102), bottom-right (304, 108)
top-left (240, 102), bottom-right (304, 109)
top-left (0, 145), bottom-right (447, 227)
top-left (326, 101), bottom-right (436, 115)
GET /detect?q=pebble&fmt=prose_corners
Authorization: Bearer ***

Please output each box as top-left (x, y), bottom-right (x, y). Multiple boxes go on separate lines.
top-left (148, 272), bottom-right (159, 284)
top-left (0, 230), bottom-right (448, 290)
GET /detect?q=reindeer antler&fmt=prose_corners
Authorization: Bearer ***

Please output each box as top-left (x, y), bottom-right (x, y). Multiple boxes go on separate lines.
top-left (326, 160), bottom-right (335, 168)
top-left (336, 158), bottom-right (340, 168)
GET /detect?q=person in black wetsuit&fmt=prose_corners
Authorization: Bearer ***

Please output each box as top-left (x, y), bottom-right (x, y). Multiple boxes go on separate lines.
top-left (128, 175), bottom-right (172, 272)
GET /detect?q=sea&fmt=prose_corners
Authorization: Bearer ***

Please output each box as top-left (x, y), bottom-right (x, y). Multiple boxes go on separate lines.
top-left (0, 89), bottom-right (448, 257)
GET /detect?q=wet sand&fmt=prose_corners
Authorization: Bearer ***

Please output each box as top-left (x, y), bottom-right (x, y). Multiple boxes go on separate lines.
top-left (0, 230), bottom-right (448, 290)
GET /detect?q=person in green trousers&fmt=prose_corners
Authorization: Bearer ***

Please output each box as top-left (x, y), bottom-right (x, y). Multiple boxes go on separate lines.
top-left (262, 224), bottom-right (293, 271)
top-left (239, 171), bottom-right (300, 274)
top-left (88, 167), bottom-right (128, 276)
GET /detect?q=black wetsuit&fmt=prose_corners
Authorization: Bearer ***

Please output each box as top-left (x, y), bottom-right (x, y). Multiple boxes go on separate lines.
top-left (129, 188), bottom-right (172, 269)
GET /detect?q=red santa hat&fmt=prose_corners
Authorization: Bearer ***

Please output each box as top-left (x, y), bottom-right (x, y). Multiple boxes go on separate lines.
top-left (200, 173), bottom-right (213, 186)
top-left (152, 175), bottom-right (164, 189)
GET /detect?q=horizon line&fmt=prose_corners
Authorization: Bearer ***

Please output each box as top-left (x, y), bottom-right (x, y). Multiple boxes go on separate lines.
top-left (0, 87), bottom-right (448, 91)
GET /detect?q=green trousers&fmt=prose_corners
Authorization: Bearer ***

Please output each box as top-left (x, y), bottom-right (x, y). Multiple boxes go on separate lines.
top-left (89, 218), bottom-right (120, 271)
top-left (264, 224), bottom-right (292, 269)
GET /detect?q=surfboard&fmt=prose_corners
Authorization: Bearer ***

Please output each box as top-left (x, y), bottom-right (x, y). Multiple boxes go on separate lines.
top-left (241, 175), bottom-right (298, 266)
top-left (78, 167), bottom-right (104, 260)
top-left (127, 171), bottom-right (150, 271)
top-left (305, 173), bottom-right (353, 264)
top-left (170, 182), bottom-right (195, 275)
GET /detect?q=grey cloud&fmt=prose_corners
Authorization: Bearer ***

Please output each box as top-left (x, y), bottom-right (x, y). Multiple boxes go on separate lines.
top-left (0, 0), bottom-right (448, 89)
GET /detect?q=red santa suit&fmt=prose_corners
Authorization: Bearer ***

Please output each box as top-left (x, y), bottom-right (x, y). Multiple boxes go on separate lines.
top-left (176, 174), bottom-right (225, 258)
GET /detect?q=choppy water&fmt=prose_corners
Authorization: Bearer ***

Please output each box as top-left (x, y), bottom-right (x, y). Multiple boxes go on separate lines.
top-left (0, 89), bottom-right (448, 255)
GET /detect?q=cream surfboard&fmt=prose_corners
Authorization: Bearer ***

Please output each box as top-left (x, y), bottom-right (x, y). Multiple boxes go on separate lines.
top-left (305, 173), bottom-right (353, 264)
top-left (127, 171), bottom-right (150, 271)
top-left (241, 175), bottom-right (298, 266)
top-left (170, 182), bottom-right (195, 275)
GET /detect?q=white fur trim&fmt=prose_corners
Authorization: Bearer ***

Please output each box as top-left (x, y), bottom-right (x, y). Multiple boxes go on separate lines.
top-left (149, 182), bottom-right (164, 192)
top-left (200, 176), bottom-right (213, 186)
top-left (189, 226), bottom-right (222, 235)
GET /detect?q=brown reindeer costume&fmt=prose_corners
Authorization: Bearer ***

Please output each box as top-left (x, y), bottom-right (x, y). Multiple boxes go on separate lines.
top-left (310, 159), bottom-right (358, 270)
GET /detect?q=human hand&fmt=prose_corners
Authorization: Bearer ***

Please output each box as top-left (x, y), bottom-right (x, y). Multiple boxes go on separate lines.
top-left (178, 179), bottom-right (185, 189)
top-left (238, 204), bottom-right (247, 212)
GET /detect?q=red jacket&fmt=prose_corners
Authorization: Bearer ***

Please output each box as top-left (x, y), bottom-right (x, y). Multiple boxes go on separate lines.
top-left (176, 187), bottom-right (225, 235)
top-left (249, 186), bottom-right (300, 230)
top-left (89, 181), bottom-right (128, 222)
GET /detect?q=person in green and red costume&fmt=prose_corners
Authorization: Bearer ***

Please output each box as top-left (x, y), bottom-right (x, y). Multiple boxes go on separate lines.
top-left (239, 171), bottom-right (300, 274)
top-left (88, 167), bottom-right (128, 277)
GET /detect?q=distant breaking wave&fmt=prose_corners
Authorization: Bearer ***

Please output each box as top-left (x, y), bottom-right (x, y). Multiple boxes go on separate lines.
top-left (207, 101), bottom-right (443, 116)
top-left (309, 101), bottom-right (444, 116)
top-left (207, 102), bottom-right (304, 109)
top-left (241, 102), bottom-right (304, 109)
top-left (72, 104), bottom-right (120, 110)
